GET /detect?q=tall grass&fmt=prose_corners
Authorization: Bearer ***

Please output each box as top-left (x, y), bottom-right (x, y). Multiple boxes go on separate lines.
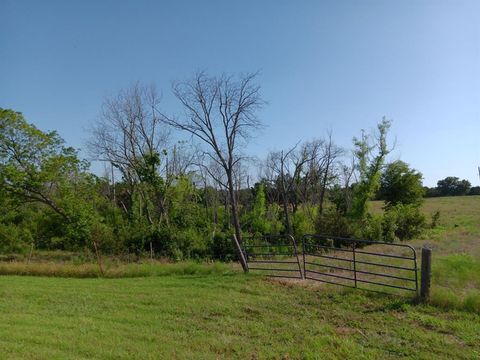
top-left (430, 253), bottom-right (480, 314)
top-left (0, 260), bottom-right (236, 278)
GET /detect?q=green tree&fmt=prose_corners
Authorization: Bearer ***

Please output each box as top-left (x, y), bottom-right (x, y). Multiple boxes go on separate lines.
top-left (379, 160), bottom-right (425, 207)
top-left (0, 109), bottom-right (86, 218)
top-left (437, 177), bottom-right (471, 196)
top-left (243, 183), bottom-right (270, 234)
top-left (0, 108), bottom-right (96, 247)
top-left (350, 117), bottom-right (392, 219)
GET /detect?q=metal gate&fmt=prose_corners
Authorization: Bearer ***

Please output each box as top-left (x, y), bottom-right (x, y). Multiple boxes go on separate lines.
top-left (301, 235), bottom-right (418, 293)
top-left (242, 234), bottom-right (303, 279)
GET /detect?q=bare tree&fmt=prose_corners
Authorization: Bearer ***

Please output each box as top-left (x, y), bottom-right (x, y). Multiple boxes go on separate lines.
top-left (318, 132), bottom-right (344, 215)
top-left (341, 156), bottom-right (356, 212)
top-left (161, 72), bottom-right (264, 272)
top-left (165, 141), bottom-right (196, 179)
top-left (88, 83), bottom-right (171, 224)
top-left (295, 139), bottom-right (324, 222)
top-left (265, 142), bottom-right (314, 235)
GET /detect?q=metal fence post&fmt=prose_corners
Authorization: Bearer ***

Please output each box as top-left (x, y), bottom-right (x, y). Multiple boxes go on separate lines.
top-left (289, 235), bottom-right (304, 280)
top-left (352, 242), bottom-right (357, 288)
top-left (420, 247), bottom-right (432, 300)
top-left (302, 236), bottom-right (307, 280)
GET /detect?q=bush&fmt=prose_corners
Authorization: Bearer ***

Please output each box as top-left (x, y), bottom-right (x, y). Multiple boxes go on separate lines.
top-left (315, 210), bottom-right (355, 238)
top-left (89, 221), bottom-right (118, 254)
top-left (0, 223), bottom-right (33, 254)
top-left (174, 227), bottom-right (210, 260)
top-left (359, 214), bottom-right (383, 242)
top-left (146, 227), bottom-right (180, 259)
top-left (382, 209), bottom-right (398, 242)
top-left (390, 204), bottom-right (426, 240)
top-left (374, 204), bottom-right (427, 241)
top-left (209, 231), bottom-right (237, 261)
top-left (315, 203), bottom-right (426, 243)
top-left (292, 209), bottom-right (315, 240)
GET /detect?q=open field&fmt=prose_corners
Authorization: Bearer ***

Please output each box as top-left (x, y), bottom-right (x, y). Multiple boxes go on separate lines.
top-left (1, 274), bottom-right (479, 360)
top-left (371, 196), bottom-right (480, 311)
top-left (371, 195), bottom-right (480, 259)
top-left (0, 196), bottom-right (479, 359)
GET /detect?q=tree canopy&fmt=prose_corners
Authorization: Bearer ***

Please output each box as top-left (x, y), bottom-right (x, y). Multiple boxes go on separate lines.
top-left (379, 160), bottom-right (425, 207)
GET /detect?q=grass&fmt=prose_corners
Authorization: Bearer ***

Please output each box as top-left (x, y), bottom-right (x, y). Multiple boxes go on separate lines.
top-left (413, 196), bottom-right (480, 313)
top-left (371, 195), bottom-right (480, 258)
top-left (1, 195), bottom-right (479, 358)
top-left (1, 274), bottom-right (479, 359)
top-left (370, 195), bottom-right (480, 314)
top-left (0, 260), bottom-right (234, 278)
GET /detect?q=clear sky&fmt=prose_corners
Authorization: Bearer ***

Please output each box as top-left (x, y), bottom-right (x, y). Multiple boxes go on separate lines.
top-left (1, 0), bottom-right (479, 186)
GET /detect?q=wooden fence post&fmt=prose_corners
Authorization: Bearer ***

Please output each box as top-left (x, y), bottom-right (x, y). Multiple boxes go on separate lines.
top-left (420, 247), bottom-right (432, 300)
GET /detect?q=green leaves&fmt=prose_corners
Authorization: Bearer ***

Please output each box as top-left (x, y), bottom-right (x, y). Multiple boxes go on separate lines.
top-left (0, 108), bottom-right (98, 247)
top-left (350, 117), bottom-right (392, 219)
top-left (380, 160), bottom-right (425, 207)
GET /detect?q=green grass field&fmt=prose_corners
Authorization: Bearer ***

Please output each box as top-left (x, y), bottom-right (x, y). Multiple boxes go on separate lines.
top-left (371, 196), bottom-right (480, 312)
top-left (1, 275), bottom-right (479, 359)
top-left (1, 196), bottom-right (479, 359)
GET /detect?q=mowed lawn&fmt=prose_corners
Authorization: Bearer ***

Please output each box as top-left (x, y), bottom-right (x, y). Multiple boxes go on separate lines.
top-left (1, 274), bottom-right (479, 360)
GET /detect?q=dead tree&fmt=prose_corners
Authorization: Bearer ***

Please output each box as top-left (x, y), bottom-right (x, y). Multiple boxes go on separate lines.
top-left (266, 142), bottom-right (313, 235)
top-left (88, 83), bottom-right (171, 225)
top-left (318, 132), bottom-right (344, 215)
top-left (161, 72), bottom-right (264, 272)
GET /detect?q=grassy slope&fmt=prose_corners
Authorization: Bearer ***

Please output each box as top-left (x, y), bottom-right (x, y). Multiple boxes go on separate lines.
top-left (0, 196), bottom-right (479, 359)
top-left (1, 274), bottom-right (479, 360)
top-left (371, 196), bottom-right (480, 310)
top-left (371, 195), bottom-right (480, 258)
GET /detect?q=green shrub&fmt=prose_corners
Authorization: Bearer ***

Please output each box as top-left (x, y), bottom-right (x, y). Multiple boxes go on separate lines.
top-left (382, 209), bottom-right (398, 242)
top-left (382, 204), bottom-right (426, 241)
top-left (174, 227), bottom-right (210, 260)
top-left (209, 231), bottom-right (238, 261)
top-left (292, 209), bottom-right (315, 240)
top-left (394, 204), bottom-right (426, 240)
top-left (0, 223), bottom-right (33, 254)
top-left (89, 221), bottom-right (118, 254)
top-left (358, 214), bottom-right (383, 241)
top-left (315, 210), bottom-right (355, 238)
top-left (266, 204), bottom-right (285, 235)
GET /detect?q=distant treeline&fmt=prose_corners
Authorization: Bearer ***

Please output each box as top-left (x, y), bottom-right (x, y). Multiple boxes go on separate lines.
top-left (423, 177), bottom-right (480, 197)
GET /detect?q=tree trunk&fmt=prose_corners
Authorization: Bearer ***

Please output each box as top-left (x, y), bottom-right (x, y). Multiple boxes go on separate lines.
top-left (282, 195), bottom-right (292, 236)
top-left (280, 170), bottom-right (293, 235)
top-left (227, 170), bottom-right (248, 272)
top-left (319, 162), bottom-right (330, 215)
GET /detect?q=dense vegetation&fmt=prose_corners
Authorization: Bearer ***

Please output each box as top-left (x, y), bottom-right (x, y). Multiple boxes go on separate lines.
top-left (0, 74), bottom-right (473, 262)
top-left (2, 195), bottom-right (479, 358)
top-left (1, 75), bottom-right (479, 357)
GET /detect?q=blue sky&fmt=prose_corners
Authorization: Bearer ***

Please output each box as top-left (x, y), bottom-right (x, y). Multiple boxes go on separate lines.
top-left (1, 0), bottom-right (479, 186)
